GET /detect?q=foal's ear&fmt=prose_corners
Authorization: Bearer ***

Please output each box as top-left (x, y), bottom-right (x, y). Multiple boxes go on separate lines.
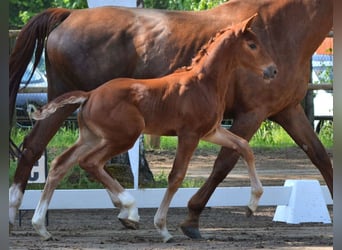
top-left (241, 13), bottom-right (258, 33)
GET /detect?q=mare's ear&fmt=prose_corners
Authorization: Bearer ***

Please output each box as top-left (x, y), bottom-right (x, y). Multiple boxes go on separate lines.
top-left (240, 13), bottom-right (258, 33)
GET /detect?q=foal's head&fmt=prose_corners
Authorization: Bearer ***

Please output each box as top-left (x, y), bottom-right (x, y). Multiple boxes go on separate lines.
top-left (230, 14), bottom-right (278, 82)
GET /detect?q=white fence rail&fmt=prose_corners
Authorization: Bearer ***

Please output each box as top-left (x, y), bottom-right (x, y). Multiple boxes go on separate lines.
top-left (20, 185), bottom-right (331, 210)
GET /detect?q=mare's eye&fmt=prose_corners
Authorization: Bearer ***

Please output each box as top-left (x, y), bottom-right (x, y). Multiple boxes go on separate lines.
top-left (248, 43), bottom-right (257, 50)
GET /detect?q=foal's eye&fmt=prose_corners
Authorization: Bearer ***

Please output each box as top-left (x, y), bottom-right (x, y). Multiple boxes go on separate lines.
top-left (248, 43), bottom-right (257, 50)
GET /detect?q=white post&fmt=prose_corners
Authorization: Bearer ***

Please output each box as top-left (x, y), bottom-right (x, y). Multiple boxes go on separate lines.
top-left (273, 179), bottom-right (332, 224)
top-left (128, 139), bottom-right (140, 189)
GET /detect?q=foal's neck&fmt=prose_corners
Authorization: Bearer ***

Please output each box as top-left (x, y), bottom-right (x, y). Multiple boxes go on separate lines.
top-left (191, 29), bottom-right (237, 90)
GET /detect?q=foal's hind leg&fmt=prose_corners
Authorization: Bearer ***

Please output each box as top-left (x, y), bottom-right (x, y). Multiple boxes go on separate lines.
top-left (9, 104), bottom-right (77, 227)
top-left (32, 141), bottom-right (90, 240)
top-left (78, 140), bottom-right (140, 229)
top-left (202, 126), bottom-right (263, 214)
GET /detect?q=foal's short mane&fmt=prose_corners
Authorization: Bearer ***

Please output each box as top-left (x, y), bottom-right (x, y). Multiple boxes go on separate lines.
top-left (175, 27), bottom-right (231, 73)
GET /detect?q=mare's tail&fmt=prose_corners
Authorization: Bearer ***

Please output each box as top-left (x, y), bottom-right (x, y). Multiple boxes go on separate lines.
top-left (9, 8), bottom-right (71, 123)
top-left (32, 91), bottom-right (89, 120)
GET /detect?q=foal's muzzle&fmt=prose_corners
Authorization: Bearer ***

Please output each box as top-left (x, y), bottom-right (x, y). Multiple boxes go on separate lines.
top-left (263, 64), bottom-right (278, 80)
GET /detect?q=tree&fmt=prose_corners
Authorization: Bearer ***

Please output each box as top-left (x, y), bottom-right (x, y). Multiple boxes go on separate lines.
top-left (143, 0), bottom-right (227, 10)
top-left (9, 0), bottom-right (87, 29)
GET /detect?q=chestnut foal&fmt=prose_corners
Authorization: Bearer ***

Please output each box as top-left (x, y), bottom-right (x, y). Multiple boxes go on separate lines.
top-left (31, 15), bottom-right (277, 242)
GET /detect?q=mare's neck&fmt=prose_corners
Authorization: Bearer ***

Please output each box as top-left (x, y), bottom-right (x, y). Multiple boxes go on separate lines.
top-left (264, 0), bottom-right (332, 62)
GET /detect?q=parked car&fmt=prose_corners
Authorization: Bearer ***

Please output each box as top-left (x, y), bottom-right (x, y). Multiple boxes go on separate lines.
top-left (311, 53), bottom-right (333, 132)
top-left (15, 62), bottom-right (77, 128)
top-left (311, 54), bottom-right (333, 84)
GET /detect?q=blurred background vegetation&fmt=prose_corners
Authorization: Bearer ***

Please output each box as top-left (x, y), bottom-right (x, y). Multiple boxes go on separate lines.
top-left (9, 0), bottom-right (226, 29)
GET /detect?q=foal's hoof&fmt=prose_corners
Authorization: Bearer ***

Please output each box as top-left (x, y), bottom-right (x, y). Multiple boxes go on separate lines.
top-left (119, 218), bottom-right (139, 230)
top-left (246, 207), bottom-right (254, 217)
top-left (180, 225), bottom-right (202, 239)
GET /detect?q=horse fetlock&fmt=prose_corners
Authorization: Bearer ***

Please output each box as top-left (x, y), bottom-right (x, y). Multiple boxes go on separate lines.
top-left (32, 220), bottom-right (51, 240)
top-left (9, 184), bottom-right (24, 224)
top-left (154, 216), bottom-right (173, 242)
top-left (118, 191), bottom-right (140, 222)
top-left (248, 184), bottom-right (264, 212)
top-left (118, 206), bottom-right (140, 222)
top-left (9, 207), bottom-right (17, 226)
top-left (155, 225), bottom-right (173, 243)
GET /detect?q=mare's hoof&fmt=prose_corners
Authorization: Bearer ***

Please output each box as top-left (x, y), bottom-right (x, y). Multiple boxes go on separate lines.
top-left (165, 237), bottom-right (175, 243)
top-left (180, 225), bottom-right (202, 239)
top-left (246, 207), bottom-right (254, 217)
top-left (119, 218), bottom-right (139, 230)
top-left (45, 236), bottom-right (59, 241)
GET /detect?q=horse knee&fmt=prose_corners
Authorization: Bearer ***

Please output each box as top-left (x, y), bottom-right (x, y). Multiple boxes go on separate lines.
top-left (78, 159), bottom-right (97, 175)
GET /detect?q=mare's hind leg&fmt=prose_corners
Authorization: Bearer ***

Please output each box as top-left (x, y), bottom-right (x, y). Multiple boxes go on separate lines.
top-left (202, 126), bottom-right (263, 214)
top-left (78, 140), bottom-right (140, 229)
top-left (270, 104), bottom-right (333, 195)
top-left (9, 104), bottom-right (77, 227)
top-left (32, 141), bottom-right (90, 240)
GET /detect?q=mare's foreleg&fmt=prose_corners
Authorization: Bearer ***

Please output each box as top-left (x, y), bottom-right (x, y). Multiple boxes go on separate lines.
top-left (9, 105), bottom-right (77, 227)
top-left (270, 104), bottom-right (333, 195)
top-left (154, 133), bottom-right (200, 243)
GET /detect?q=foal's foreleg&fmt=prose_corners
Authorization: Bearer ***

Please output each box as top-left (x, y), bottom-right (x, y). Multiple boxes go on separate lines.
top-left (202, 127), bottom-right (263, 214)
top-left (154, 134), bottom-right (200, 242)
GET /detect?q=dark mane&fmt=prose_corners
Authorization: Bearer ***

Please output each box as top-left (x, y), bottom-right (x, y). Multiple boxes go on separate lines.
top-left (175, 27), bottom-right (230, 73)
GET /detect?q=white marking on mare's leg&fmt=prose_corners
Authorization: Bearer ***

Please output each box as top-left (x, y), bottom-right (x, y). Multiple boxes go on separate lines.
top-left (32, 200), bottom-right (51, 240)
top-left (9, 184), bottom-right (23, 225)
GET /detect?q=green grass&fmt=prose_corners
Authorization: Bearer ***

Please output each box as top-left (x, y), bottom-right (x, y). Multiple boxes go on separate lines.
top-left (156, 121), bottom-right (333, 149)
top-left (9, 120), bottom-right (333, 189)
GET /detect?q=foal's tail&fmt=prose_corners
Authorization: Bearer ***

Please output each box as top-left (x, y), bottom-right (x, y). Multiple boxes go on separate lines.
top-left (32, 91), bottom-right (89, 120)
top-left (9, 8), bottom-right (72, 123)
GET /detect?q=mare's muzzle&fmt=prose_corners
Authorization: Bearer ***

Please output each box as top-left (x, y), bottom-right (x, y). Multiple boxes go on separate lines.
top-left (263, 64), bottom-right (278, 80)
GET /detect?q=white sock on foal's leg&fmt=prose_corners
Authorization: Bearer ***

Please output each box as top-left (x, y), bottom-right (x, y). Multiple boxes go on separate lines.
top-left (118, 191), bottom-right (140, 222)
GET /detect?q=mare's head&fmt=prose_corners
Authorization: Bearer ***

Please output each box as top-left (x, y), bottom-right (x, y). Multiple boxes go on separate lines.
top-left (230, 14), bottom-right (278, 82)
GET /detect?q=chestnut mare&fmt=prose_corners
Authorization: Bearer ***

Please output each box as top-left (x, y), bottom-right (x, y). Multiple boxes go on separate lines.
top-left (29, 16), bottom-right (276, 242)
top-left (9, 0), bottom-right (333, 239)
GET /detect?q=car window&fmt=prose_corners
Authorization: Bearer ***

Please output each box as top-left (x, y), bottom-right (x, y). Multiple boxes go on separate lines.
top-left (20, 62), bottom-right (47, 87)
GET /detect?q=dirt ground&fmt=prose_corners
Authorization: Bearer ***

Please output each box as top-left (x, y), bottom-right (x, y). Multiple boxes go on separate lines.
top-left (9, 147), bottom-right (333, 249)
